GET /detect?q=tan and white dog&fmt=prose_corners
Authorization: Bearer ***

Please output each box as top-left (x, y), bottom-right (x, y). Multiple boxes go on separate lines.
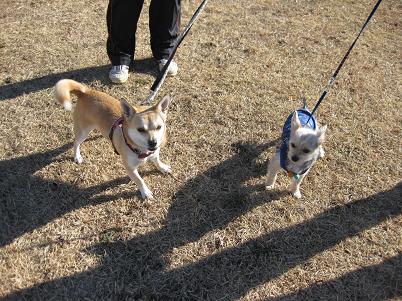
top-left (54, 79), bottom-right (171, 199)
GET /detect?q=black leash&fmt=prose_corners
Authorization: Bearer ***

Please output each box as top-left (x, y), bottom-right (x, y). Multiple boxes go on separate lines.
top-left (309, 0), bottom-right (383, 118)
top-left (142, 0), bottom-right (209, 105)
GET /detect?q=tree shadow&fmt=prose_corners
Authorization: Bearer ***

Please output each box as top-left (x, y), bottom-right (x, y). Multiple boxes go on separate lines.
top-left (0, 58), bottom-right (157, 101)
top-left (0, 137), bottom-right (135, 247)
top-left (2, 140), bottom-right (401, 300)
top-left (267, 253), bottom-right (401, 301)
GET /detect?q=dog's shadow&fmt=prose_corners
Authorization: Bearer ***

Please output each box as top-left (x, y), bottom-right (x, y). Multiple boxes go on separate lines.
top-left (0, 58), bottom-right (158, 101)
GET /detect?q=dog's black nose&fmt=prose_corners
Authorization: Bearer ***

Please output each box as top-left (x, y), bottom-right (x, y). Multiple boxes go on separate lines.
top-left (291, 155), bottom-right (299, 162)
top-left (148, 139), bottom-right (157, 148)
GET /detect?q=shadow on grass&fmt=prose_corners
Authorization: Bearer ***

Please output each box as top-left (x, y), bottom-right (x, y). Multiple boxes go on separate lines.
top-left (0, 58), bottom-right (157, 101)
top-left (0, 138), bottom-right (133, 248)
top-left (267, 253), bottom-right (401, 301)
top-left (2, 140), bottom-right (401, 300)
top-left (0, 140), bottom-right (275, 248)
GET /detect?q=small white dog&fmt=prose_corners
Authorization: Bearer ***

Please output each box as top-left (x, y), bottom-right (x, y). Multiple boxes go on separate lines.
top-left (266, 104), bottom-right (327, 198)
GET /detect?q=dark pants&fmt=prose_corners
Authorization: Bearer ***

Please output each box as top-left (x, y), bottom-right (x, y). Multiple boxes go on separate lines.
top-left (106, 0), bottom-right (181, 66)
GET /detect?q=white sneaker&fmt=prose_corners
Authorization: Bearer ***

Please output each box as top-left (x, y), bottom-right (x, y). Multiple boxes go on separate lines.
top-left (158, 59), bottom-right (178, 76)
top-left (109, 65), bottom-right (129, 84)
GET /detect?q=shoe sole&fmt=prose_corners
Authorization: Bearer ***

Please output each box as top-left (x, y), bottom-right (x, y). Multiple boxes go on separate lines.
top-left (109, 76), bottom-right (129, 84)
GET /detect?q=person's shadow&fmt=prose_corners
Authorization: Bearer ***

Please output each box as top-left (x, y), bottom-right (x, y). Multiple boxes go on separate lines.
top-left (2, 139), bottom-right (401, 300)
top-left (0, 58), bottom-right (158, 101)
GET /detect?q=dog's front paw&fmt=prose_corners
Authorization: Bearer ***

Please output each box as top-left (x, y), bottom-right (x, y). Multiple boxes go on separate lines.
top-left (158, 163), bottom-right (172, 174)
top-left (292, 190), bottom-right (302, 199)
top-left (74, 155), bottom-right (83, 164)
top-left (140, 186), bottom-right (154, 200)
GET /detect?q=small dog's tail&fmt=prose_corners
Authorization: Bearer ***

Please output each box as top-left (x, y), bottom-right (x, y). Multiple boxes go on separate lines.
top-left (54, 79), bottom-right (87, 111)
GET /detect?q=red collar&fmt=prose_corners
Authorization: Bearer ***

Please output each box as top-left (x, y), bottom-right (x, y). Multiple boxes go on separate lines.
top-left (109, 117), bottom-right (154, 159)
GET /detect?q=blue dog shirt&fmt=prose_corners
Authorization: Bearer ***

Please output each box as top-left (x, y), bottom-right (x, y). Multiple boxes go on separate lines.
top-left (279, 109), bottom-right (317, 177)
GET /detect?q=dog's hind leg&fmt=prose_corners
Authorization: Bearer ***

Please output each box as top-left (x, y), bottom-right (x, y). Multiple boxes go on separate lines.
top-left (319, 145), bottom-right (325, 159)
top-left (266, 152), bottom-right (281, 190)
top-left (73, 117), bottom-right (93, 164)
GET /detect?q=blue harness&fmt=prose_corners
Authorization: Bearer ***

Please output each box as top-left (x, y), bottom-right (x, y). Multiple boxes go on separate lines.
top-left (279, 109), bottom-right (317, 179)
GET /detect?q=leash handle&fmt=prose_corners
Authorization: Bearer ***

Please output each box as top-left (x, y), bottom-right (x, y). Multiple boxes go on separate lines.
top-left (310, 0), bottom-right (383, 117)
top-left (142, 0), bottom-right (209, 105)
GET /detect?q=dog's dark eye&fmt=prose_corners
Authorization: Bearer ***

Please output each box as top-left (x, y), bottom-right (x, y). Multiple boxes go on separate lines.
top-left (138, 128), bottom-right (145, 133)
top-left (156, 125), bottom-right (162, 130)
top-left (303, 149), bottom-right (310, 153)
top-left (290, 143), bottom-right (296, 148)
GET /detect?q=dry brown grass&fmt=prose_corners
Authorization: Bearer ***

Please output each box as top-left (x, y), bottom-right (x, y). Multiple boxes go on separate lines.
top-left (0, 0), bottom-right (401, 300)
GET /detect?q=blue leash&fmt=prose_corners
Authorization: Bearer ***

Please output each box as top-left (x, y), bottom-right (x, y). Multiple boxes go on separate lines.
top-left (308, 0), bottom-right (383, 121)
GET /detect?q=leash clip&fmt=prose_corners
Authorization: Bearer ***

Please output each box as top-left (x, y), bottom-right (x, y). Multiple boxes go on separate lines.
top-left (142, 91), bottom-right (156, 106)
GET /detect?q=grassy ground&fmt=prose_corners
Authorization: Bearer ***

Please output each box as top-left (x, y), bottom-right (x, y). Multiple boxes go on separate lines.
top-left (0, 0), bottom-right (401, 300)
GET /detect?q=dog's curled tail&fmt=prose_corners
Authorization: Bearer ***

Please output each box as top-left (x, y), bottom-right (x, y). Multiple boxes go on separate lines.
top-left (54, 79), bottom-right (87, 111)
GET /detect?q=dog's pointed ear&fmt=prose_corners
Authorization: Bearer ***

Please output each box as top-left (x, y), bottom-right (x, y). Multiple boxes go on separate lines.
top-left (155, 95), bottom-right (171, 114)
top-left (120, 98), bottom-right (136, 120)
top-left (317, 124), bottom-right (327, 144)
top-left (291, 111), bottom-right (301, 130)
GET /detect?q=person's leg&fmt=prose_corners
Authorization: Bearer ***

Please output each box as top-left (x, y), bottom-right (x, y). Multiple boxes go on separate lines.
top-left (149, 0), bottom-right (181, 60)
top-left (106, 0), bottom-right (145, 66)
